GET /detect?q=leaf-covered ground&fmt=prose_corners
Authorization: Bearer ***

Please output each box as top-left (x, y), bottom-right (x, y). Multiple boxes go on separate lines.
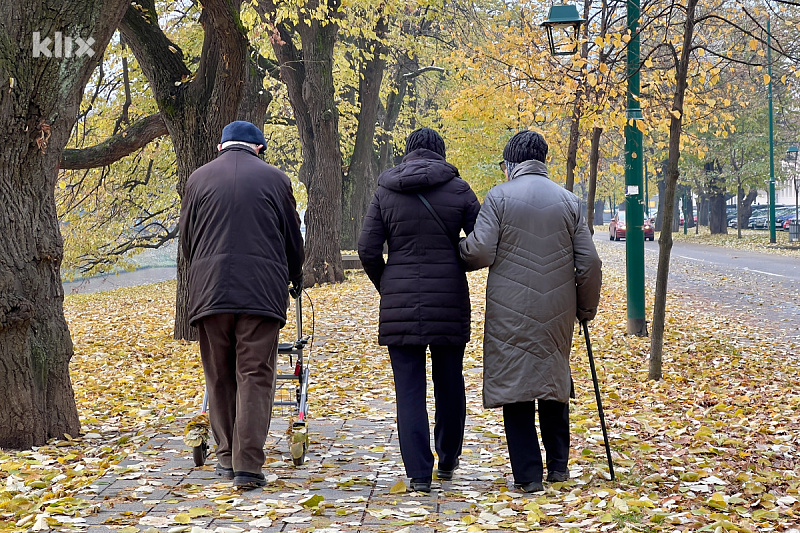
top-left (2, 245), bottom-right (800, 532)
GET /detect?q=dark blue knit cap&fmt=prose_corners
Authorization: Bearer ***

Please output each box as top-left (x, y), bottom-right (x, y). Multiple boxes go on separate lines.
top-left (220, 121), bottom-right (267, 150)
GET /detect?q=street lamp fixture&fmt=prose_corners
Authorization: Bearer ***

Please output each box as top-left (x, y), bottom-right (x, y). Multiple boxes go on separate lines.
top-left (541, 4), bottom-right (586, 56)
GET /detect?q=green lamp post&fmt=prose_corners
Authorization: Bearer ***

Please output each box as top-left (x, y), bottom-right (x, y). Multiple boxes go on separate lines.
top-left (623, 0), bottom-right (646, 335)
top-left (768, 15), bottom-right (776, 243)
top-left (543, 1), bottom-right (646, 335)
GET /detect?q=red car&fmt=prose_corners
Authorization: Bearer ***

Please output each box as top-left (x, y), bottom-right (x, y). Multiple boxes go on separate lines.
top-left (609, 211), bottom-right (655, 241)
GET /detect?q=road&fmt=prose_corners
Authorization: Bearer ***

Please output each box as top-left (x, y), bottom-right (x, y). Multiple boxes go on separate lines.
top-left (62, 267), bottom-right (176, 295)
top-left (594, 234), bottom-right (800, 345)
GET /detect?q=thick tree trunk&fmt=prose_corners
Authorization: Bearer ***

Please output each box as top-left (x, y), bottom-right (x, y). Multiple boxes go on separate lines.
top-left (0, 0), bottom-right (129, 448)
top-left (650, 0), bottom-right (698, 381)
top-left (709, 193), bottom-right (727, 234)
top-left (120, 0), bottom-right (248, 340)
top-left (341, 14), bottom-right (388, 251)
top-left (299, 1), bottom-right (345, 284)
top-left (257, 0), bottom-right (345, 286)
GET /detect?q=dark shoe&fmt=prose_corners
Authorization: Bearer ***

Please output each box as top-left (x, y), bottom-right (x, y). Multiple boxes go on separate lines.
top-left (437, 458), bottom-right (459, 481)
top-left (514, 481), bottom-right (544, 493)
top-left (546, 469), bottom-right (569, 483)
top-left (233, 471), bottom-right (266, 489)
top-left (410, 478), bottom-right (432, 493)
top-left (215, 464), bottom-right (234, 480)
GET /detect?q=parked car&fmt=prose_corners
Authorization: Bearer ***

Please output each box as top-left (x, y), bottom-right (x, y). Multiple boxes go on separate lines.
top-left (609, 211), bottom-right (654, 241)
top-left (751, 207), bottom-right (794, 230)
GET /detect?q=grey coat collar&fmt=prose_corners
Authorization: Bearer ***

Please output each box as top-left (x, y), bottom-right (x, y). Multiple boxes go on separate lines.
top-left (509, 159), bottom-right (549, 180)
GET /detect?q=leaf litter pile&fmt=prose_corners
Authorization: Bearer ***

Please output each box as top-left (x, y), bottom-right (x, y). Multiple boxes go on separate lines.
top-left (2, 241), bottom-right (800, 533)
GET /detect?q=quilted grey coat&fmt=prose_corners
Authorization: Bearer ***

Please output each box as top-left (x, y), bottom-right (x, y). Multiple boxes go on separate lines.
top-left (459, 159), bottom-right (602, 407)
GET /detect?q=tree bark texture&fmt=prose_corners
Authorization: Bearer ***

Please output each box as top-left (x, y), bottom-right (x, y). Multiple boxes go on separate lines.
top-left (120, 0), bottom-right (248, 340)
top-left (340, 13), bottom-right (388, 251)
top-left (0, 0), bottom-right (130, 448)
top-left (650, 0), bottom-right (698, 381)
top-left (256, 0), bottom-right (345, 286)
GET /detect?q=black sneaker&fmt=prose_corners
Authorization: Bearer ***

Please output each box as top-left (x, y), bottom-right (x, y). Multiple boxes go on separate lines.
top-left (410, 477), bottom-right (432, 493)
top-left (514, 481), bottom-right (544, 493)
top-left (546, 469), bottom-right (569, 483)
top-left (215, 464), bottom-right (234, 480)
top-left (233, 471), bottom-right (266, 489)
top-left (436, 458), bottom-right (459, 481)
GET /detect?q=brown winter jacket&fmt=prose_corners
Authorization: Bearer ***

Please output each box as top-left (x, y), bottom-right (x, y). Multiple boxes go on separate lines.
top-left (179, 146), bottom-right (304, 327)
top-left (459, 159), bottom-right (602, 407)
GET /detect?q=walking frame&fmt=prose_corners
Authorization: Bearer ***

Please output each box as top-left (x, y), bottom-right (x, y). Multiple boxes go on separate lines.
top-left (186, 293), bottom-right (312, 467)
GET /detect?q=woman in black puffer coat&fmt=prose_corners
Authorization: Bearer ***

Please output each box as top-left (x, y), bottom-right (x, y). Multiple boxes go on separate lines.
top-left (358, 128), bottom-right (480, 492)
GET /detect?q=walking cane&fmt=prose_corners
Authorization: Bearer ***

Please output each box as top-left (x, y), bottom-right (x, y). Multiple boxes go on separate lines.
top-left (581, 319), bottom-right (615, 481)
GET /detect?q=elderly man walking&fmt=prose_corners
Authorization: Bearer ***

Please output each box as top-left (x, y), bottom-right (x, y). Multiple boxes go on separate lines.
top-left (180, 120), bottom-right (304, 489)
top-left (460, 130), bottom-right (602, 492)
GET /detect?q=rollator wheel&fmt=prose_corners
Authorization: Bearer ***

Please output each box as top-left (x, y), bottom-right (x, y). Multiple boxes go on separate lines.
top-left (290, 421), bottom-right (308, 466)
top-left (192, 441), bottom-right (208, 466)
top-left (292, 447), bottom-right (306, 467)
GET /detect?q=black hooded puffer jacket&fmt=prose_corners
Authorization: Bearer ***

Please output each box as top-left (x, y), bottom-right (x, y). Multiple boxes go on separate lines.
top-left (358, 148), bottom-right (480, 346)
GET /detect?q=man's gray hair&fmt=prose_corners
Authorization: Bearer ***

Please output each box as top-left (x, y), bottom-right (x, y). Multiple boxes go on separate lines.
top-left (221, 140), bottom-right (260, 152)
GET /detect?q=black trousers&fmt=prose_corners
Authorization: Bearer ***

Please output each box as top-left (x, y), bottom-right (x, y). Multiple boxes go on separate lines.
top-left (503, 399), bottom-right (570, 484)
top-left (388, 344), bottom-right (466, 479)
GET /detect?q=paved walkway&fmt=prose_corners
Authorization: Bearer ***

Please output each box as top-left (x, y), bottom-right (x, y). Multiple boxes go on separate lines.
top-left (74, 394), bottom-right (546, 533)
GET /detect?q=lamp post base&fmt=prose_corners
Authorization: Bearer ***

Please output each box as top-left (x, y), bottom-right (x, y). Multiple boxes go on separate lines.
top-left (627, 318), bottom-right (648, 337)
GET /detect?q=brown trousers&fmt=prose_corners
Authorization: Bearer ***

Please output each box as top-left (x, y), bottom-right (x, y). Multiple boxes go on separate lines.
top-left (197, 313), bottom-right (281, 474)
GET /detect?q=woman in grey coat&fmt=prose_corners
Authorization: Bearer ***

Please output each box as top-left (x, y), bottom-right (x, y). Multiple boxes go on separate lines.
top-left (459, 130), bottom-right (602, 492)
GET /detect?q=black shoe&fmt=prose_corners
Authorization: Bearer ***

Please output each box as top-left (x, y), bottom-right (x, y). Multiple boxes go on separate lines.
top-left (233, 471), bottom-right (266, 489)
top-left (215, 464), bottom-right (234, 480)
top-left (437, 458), bottom-right (459, 481)
top-left (546, 469), bottom-right (569, 483)
top-left (514, 481), bottom-right (544, 493)
top-left (410, 477), bottom-right (432, 493)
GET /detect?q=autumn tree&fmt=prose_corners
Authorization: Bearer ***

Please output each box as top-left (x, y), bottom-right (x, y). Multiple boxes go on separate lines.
top-left (646, 0), bottom-right (798, 380)
top-left (0, 0), bottom-right (130, 448)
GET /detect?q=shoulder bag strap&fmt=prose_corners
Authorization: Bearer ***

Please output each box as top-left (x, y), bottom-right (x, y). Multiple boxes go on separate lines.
top-left (417, 193), bottom-right (457, 247)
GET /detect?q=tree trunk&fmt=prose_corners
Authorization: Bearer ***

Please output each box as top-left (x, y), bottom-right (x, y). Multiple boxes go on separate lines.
top-left (299, 1), bottom-right (345, 283)
top-left (0, 0), bottom-right (129, 448)
top-left (586, 127), bottom-right (603, 234)
top-left (120, 0), bottom-right (248, 340)
top-left (378, 53), bottom-right (418, 172)
top-left (256, 0), bottom-right (345, 286)
top-left (649, 0), bottom-right (698, 381)
top-left (340, 12), bottom-right (388, 250)
top-left (709, 193), bottom-right (727, 234)
top-left (707, 168), bottom-right (727, 234)
top-left (738, 187), bottom-right (757, 231)
top-left (238, 52), bottom-right (272, 126)
top-left (563, 0), bottom-right (593, 193)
